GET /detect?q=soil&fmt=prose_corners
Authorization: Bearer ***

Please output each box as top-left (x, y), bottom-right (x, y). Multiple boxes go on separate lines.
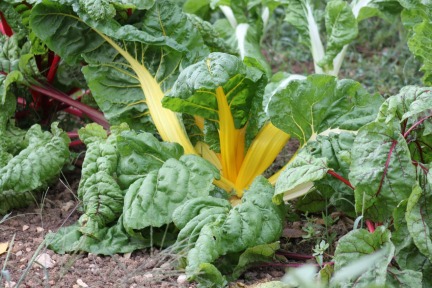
top-left (0, 140), bottom-right (353, 288)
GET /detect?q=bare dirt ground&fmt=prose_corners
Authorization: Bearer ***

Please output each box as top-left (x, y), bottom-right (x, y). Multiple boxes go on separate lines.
top-left (0, 140), bottom-right (352, 288)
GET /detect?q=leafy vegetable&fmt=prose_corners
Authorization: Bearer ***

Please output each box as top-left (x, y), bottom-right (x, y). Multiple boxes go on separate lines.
top-left (48, 123), bottom-right (219, 254)
top-left (0, 122), bottom-right (70, 214)
top-left (173, 176), bottom-right (285, 284)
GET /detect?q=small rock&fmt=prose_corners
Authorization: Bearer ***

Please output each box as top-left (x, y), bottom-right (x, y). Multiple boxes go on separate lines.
top-left (123, 252), bottom-right (132, 259)
top-left (36, 227), bottom-right (44, 233)
top-left (61, 200), bottom-right (75, 213)
top-left (22, 225), bottom-right (29, 231)
top-left (76, 279), bottom-right (89, 287)
top-left (160, 262), bottom-right (171, 269)
top-left (144, 273), bottom-right (153, 279)
top-left (49, 280), bottom-right (55, 285)
top-left (4, 281), bottom-right (16, 288)
top-left (25, 248), bottom-right (31, 252)
top-left (72, 285), bottom-right (80, 288)
top-left (177, 274), bottom-right (188, 284)
top-left (15, 251), bottom-right (23, 257)
top-left (35, 253), bottom-right (55, 269)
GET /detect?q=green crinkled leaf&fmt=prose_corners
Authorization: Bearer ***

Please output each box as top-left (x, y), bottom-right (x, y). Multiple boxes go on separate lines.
top-left (123, 155), bottom-right (219, 230)
top-left (77, 124), bottom-right (126, 236)
top-left (386, 267), bottom-right (422, 288)
top-left (375, 86), bottom-right (432, 163)
top-left (0, 94), bottom-right (16, 133)
top-left (78, 171), bottom-right (125, 237)
top-left (0, 123), bottom-right (70, 192)
top-left (407, 16), bottom-right (432, 85)
top-left (116, 131), bottom-right (184, 188)
top-left (393, 198), bottom-right (432, 287)
top-left (406, 177), bottom-right (432, 263)
top-left (46, 217), bottom-right (149, 255)
top-left (319, 0), bottom-right (358, 70)
top-left (0, 71), bottom-right (23, 104)
top-left (349, 121), bottom-right (417, 222)
top-left (273, 149), bottom-right (328, 204)
top-left (176, 177), bottom-right (285, 283)
top-left (173, 196), bottom-right (231, 248)
top-left (0, 123), bottom-right (70, 214)
top-left (231, 242), bottom-right (279, 280)
top-left (82, 64), bottom-right (154, 132)
top-left (194, 262), bottom-right (228, 288)
top-left (163, 52), bottom-right (264, 128)
top-left (268, 74), bottom-right (383, 145)
top-left (377, 86), bottom-right (429, 124)
top-left (291, 132), bottom-right (356, 214)
top-left (332, 226), bottom-right (394, 287)
top-left (78, 0), bottom-right (116, 21)
top-left (78, 122), bottom-right (108, 145)
top-left (30, 0), bottom-right (210, 130)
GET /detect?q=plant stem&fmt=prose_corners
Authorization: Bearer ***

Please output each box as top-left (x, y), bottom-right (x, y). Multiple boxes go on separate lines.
top-left (376, 140), bottom-right (397, 196)
top-left (30, 84), bottom-right (109, 129)
top-left (403, 114), bottom-right (432, 138)
top-left (276, 251), bottom-right (314, 260)
top-left (0, 12), bottom-right (13, 36)
top-left (327, 170), bottom-right (355, 190)
top-left (263, 261), bottom-right (334, 268)
top-left (47, 54), bottom-right (61, 83)
top-left (365, 220), bottom-right (375, 233)
top-left (69, 139), bottom-right (83, 147)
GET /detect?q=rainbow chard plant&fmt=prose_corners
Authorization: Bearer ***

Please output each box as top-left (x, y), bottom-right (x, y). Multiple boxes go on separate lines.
top-left (26, 0), bottom-right (392, 284)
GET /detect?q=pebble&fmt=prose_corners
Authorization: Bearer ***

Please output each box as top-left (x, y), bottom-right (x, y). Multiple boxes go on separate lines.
top-left (123, 252), bottom-right (132, 259)
top-left (36, 227), bottom-right (44, 233)
top-left (4, 281), bottom-right (16, 288)
top-left (177, 274), bottom-right (188, 284)
top-left (76, 278), bottom-right (89, 287)
top-left (25, 248), bottom-right (31, 252)
top-left (144, 273), bottom-right (153, 279)
top-left (34, 253), bottom-right (55, 269)
top-left (160, 262), bottom-right (171, 269)
top-left (15, 251), bottom-right (23, 257)
top-left (22, 225), bottom-right (29, 231)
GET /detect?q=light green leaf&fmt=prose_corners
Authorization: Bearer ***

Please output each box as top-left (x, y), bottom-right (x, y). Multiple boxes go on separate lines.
top-left (122, 155), bottom-right (218, 230)
top-left (78, 0), bottom-right (116, 20)
top-left (386, 267), bottom-right (422, 288)
top-left (273, 149), bottom-right (328, 204)
top-left (350, 121), bottom-right (417, 221)
top-left (231, 242), bottom-right (279, 279)
top-left (0, 123), bottom-right (70, 214)
top-left (268, 74), bottom-right (382, 145)
top-left (78, 171), bottom-right (125, 237)
top-left (77, 124), bottom-right (126, 236)
top-left (319, 0), bottom-right (357, 70)
top-left (406, 180), bottom-right (432, 263)
top-left (393, 199), bottom-right (432, 287)
top-left (47, 217), bottom-right (150, 255)
top-left (407, 13), bottom-right (432, 85)
top-left (177, 177), bottom-right (285, 282)
top-left (30, 0), bottom-right (210, 131)
top-left (163, 52), bottom-right (263, 128)
top-left (0, 71), bottom-right (23, 104)
top-left (173, 197), bottom-right (231, 249)
top-left (116, 131), bottom-right (184, 188)
top-left (332, 226), bottom-right (394, 287)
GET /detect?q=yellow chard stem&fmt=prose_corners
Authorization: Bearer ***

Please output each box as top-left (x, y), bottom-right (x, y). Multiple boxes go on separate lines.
top-left (235, 122), bottom-right (290, 197)
top-left (216, 86), bottom-right (240, 183)
top-left (97, 33), bottom-right (196, 155)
